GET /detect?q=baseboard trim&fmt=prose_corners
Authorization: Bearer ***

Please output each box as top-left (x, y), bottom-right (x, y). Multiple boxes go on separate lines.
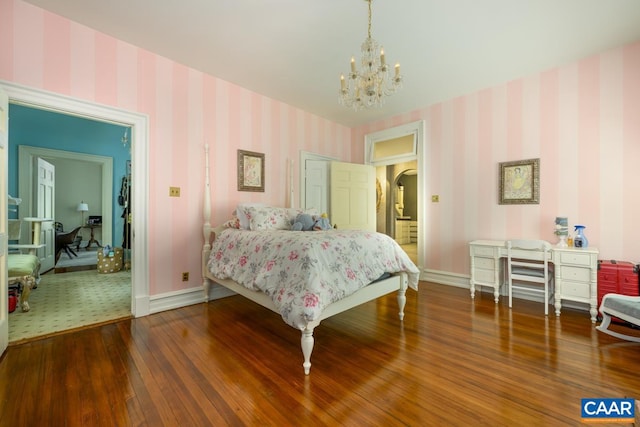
top-left (145, 270), bottom-right (591, 315)
top-left (421, 269), bottom-right (470, 288)
top-left (209, 284), bottom-right (237, 300)
top-left (149, 287), bottom-right (205, 314)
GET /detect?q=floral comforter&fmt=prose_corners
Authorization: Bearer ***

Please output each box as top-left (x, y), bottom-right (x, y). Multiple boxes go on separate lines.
top-left (207, 228), bottom-right (420, 329)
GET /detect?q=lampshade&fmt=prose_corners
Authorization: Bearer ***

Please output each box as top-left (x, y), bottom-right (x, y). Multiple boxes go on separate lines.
top-left (77, 202), bottom-right (89, 212)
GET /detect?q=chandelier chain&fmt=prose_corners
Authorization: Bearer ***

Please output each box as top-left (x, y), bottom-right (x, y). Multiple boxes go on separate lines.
top-left (367, 0), bottom-right (372, 39)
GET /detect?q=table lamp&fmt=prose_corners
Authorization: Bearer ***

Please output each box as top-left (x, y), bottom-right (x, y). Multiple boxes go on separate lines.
top-left (77, 201), bottom-right (89, 226)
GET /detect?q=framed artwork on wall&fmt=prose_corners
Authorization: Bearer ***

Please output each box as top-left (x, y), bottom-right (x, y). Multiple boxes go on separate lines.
top-left (499, 158), bottom-right (540, 204)
top-left (237, 149), bottom-right (265, 192)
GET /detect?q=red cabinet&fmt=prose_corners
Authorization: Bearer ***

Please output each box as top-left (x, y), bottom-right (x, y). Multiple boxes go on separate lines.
top-left (597, 260), bottom-right (639, 321)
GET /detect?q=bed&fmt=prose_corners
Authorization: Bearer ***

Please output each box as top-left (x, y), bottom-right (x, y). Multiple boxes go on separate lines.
top-left (201, 146), bottom-right (420, 374)
top-left (8, 254), bottom-right (40, 312)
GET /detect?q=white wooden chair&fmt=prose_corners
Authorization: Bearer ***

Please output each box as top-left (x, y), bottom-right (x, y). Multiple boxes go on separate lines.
top-left (596, 294), bottom-right (640, 343)
top-left (507, 239), bottom-right (554, 315)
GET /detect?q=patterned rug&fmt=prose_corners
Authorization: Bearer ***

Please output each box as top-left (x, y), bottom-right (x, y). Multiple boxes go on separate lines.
top-left (54, 249), bottom-right (98, 273)
top-left (9, 269), bottom-right (131, 344)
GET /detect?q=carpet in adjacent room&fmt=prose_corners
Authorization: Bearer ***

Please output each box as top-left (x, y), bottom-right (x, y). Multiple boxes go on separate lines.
top-left (9, 269), bottom-right (131, 343)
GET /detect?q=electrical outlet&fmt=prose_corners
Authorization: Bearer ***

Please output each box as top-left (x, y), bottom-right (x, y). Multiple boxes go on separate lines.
top-left (432, 195), bottom-right (440, 203)
top-left (182, 272), bottom-right (189, 281)
top-left (169, 186), bottom-right (180, 197)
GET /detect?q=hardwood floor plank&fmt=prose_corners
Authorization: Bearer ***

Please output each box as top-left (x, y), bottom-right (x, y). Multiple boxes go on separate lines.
top-left (2, 282), bottom-right (640, 426)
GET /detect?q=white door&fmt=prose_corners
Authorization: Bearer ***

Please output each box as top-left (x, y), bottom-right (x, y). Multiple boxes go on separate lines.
top-left (0, 87), bottom-right (9, 355)
top-left (330, 161), bottom-right (375, 231)
top-left (36, 158), bottom-right (55, 271)
top-left (304, 159), bottom-right (329, 213)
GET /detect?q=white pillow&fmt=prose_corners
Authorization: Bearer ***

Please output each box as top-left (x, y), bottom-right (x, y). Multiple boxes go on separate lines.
top-left (235, 203), bottom-right (266, 229)
top-left (246, 206), bottom-right (291, 231)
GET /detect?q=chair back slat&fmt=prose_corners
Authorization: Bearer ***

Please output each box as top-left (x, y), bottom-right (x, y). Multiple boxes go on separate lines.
top-left (506, 239), bottom-right (554, 315)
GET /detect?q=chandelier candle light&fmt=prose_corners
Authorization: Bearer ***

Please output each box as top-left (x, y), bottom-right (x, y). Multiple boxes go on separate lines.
top-left (339, 0), bottom-right (402, 110)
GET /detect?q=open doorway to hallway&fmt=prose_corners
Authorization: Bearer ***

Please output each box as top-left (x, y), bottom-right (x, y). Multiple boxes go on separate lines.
top-left (376, 161), bottom-right (418, 265)
top-left (365, 120), bottom-right (426, 271)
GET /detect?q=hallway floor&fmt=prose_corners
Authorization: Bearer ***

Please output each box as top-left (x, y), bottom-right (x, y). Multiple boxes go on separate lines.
top-left (400, 243), bottom-right (417, 264)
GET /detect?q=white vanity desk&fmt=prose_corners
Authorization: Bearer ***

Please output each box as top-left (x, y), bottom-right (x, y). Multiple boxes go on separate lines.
top-left (469, 240), bottom-right (599, 322)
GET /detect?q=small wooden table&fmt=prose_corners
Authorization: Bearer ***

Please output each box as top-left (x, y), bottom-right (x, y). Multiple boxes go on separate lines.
top-left (82, 224), bottom-right (102, 249)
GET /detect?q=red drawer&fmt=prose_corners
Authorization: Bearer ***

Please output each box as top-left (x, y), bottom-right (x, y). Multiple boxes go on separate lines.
top-left (598, 261), bottom-right (618, 283)
top-left (597, 260), bottom-right (639, 323)
top-left (618, 263), bottom-right (639, 296)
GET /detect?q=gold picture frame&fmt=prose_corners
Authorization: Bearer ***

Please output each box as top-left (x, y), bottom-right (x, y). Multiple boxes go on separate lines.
top-left (499, 158), bottom-right (540, 204)
top-left (237, 150), bottom-right (265, 192)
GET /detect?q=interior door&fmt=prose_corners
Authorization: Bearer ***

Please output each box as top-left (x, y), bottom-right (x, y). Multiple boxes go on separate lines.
top-left (304, 159), bottom-right (329, 213)
top-left (0, 87), bottom-right (9, 355)
top-left (330, 161), bottom-right (375, 231)
top-left (36, 158), bottom-right (55, 272)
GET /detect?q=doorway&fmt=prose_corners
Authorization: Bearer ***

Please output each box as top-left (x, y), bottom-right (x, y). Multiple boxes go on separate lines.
top-left (18, 145), bottom-right (114, 261)
top-left (365, 120), bottom-right (427, 270)
top-left (388, 166), bottom-right (418, 264)
top-left (8, 107), bottom-right (128, 342)
top-left (1, 81), bottom-right (150, 330)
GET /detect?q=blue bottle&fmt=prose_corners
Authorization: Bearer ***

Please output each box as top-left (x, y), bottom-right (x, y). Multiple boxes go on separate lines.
top-left (573, 225), bottom-right (588, 248)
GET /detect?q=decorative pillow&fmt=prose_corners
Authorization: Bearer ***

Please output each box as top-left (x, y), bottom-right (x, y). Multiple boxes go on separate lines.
top-left (236, 203), bottom-right (266, 229)
top-left (246, 206), bottom-right (291, 231)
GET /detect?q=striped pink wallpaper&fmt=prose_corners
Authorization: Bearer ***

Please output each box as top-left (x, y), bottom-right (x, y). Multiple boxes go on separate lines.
top-left (2, 0), bottom-right (640, 288)
top-left (0, 0), bottom-right (352, 295)
top-left (353, 42), bottom-right (640, 276)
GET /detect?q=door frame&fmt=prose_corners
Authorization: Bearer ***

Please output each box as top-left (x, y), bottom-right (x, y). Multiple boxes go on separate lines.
top-left (364, 120), bottom-right (427, 271)
top-left (1, 80), bottom-right (150, 317)
top-left (18, 146), bottom-right (114, 249)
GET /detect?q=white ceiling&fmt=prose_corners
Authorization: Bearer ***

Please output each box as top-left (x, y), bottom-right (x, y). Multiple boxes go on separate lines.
top-left (25, 0), bottom-right (640, 128)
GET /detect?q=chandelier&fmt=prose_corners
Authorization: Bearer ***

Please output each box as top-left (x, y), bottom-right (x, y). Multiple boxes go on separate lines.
top-left (339, 0), bottom-right (402, 111)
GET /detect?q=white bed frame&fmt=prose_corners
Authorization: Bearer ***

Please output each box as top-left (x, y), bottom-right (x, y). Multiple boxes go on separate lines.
top-left (200, 145), bottom-right (409, 374)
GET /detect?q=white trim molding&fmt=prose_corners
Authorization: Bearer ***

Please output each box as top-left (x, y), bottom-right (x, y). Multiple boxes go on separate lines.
top-left (0, 80), bottom-right (150, 317)
top-left (365, 120), bottom-right (427, 272)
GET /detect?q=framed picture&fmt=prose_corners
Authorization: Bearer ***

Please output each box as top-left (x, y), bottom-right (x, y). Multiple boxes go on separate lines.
top-left (237, 149), bottom-right (265, 192)
top-left (499, 158), bottom-right (540, 204)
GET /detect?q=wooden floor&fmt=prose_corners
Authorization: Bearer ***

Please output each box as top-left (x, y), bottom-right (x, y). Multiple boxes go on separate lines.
top-left (2, 282), bottom-right (640, 426)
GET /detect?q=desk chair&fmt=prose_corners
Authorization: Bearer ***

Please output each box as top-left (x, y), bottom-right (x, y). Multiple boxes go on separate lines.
top-left (507, 239), bottom-right (554, 315)
top-left (54, 223), bottom-right (82, 264)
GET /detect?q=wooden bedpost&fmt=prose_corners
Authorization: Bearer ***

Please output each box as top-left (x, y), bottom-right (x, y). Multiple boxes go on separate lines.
top-left (289, 158), bottom-right (295, 208)
top-left (202, 144), bottom-right (212, 300)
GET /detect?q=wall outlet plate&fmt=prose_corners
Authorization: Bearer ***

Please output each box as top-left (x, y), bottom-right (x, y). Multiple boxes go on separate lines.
top-left (169, 186), bottom-right (180, 197)
top-left (432, 195), bottom-right (439, 202)
top-left (182, 272), bottom-right (189, 281)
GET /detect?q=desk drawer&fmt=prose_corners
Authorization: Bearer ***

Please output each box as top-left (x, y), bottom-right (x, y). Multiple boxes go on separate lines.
top-left (561, 281), bottom-right (590, 299)
top-left (558, 251), bottom-right (592, 267)
top-left (473, 268), bottom-right (495, 284)
top-left (559, 266), bottom-right (590, 282)
top-left (474, 257), bottom-right (495, 270)
top-left (471, 246), bottom-right (497, 257)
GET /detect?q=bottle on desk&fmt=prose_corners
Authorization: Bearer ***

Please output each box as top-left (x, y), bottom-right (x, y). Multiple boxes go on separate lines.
top-left (567, 233), bottom-right (574, 247)
top-left (573, 225), bottom-right (588, 248)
